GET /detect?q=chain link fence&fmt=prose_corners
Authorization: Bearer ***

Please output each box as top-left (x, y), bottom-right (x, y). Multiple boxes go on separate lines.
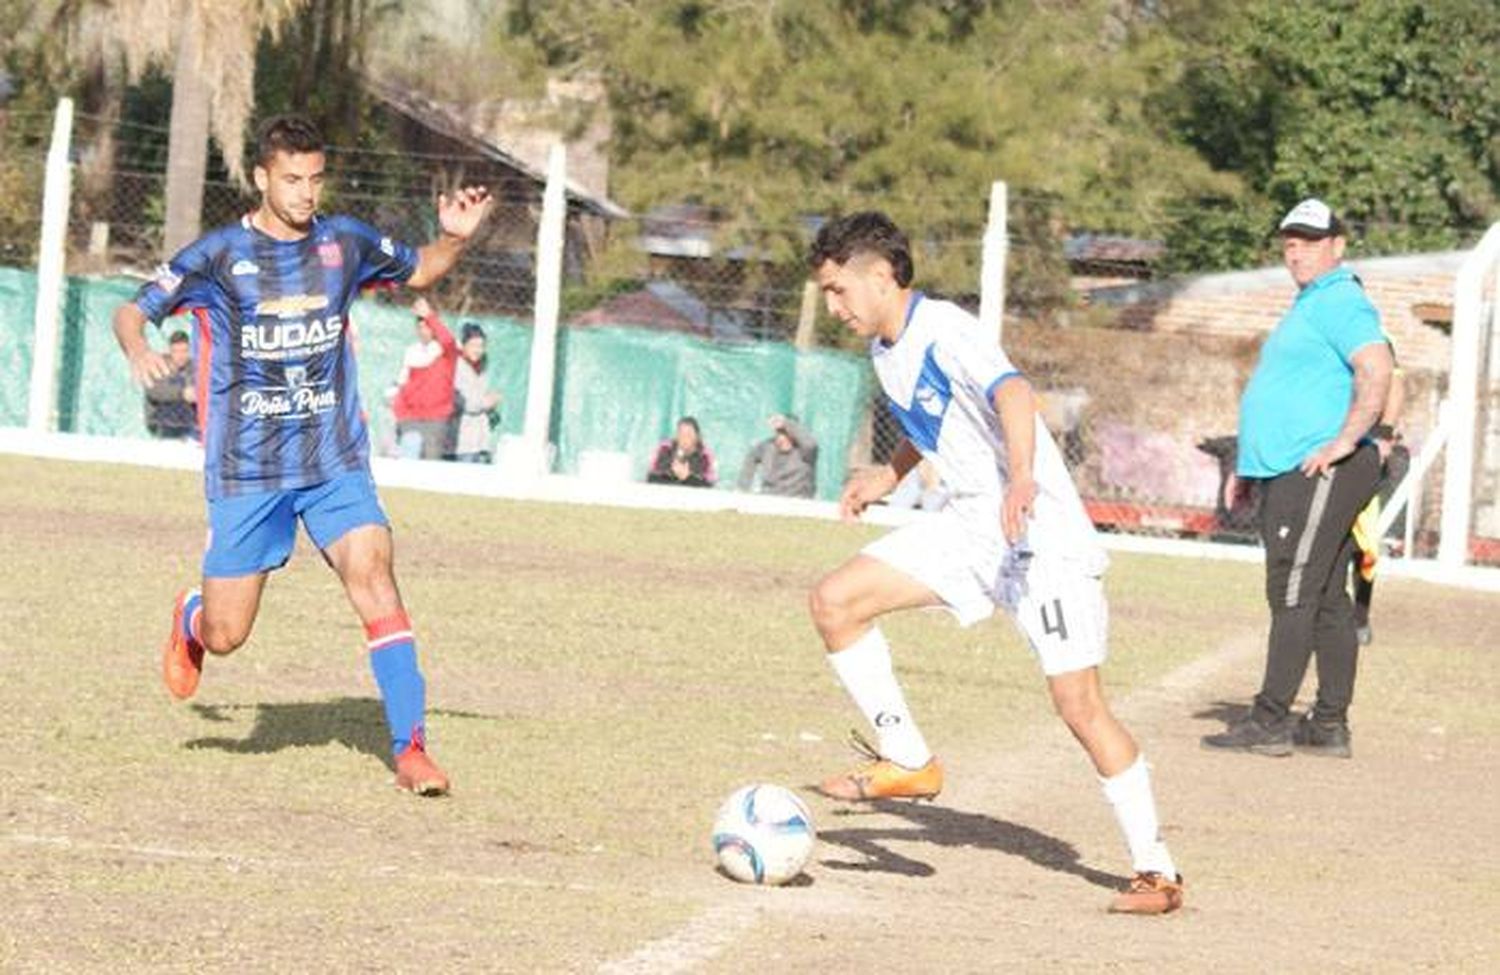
top-left (4, 102), bottom-right (1497, 563)
top-left (61, 110), bottom-right (574, 320)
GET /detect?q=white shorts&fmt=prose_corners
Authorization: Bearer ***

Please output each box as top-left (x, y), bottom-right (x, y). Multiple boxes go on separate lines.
top-left (862, 514), bottom-right (1108, 676)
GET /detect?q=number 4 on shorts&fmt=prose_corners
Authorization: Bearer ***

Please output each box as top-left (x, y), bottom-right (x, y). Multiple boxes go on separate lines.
top-left (1040, 598), bottom-right (1069, 641)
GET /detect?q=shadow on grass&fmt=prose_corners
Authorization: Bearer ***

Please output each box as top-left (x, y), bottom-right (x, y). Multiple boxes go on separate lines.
top-left (1193, 700), bottom-right (1252, 729)
top-left (185, 699), bottom-right (499, 768)
top-left (815, 799), bottom-right (1128, 890)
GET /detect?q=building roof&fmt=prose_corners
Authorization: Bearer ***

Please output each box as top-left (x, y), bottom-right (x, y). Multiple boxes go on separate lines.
top-left (1088, 248), bottom-right (1471, 306)
top-left (1064, 233), bottom-right (1165, 266)
top-left (570, 280), bottom-right (752, 340)
top-left (362, 76), bottom-right (628, 220)
top-left (637, 203), bottom-right (777, 261)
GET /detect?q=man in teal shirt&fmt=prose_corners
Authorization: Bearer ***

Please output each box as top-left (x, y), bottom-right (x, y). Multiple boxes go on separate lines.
top-left (1204, 199), bottom-right (1393, 759)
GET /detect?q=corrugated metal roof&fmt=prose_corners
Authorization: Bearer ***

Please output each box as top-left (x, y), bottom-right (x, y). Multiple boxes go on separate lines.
top-left (362, 76), bottom-right (629, 220)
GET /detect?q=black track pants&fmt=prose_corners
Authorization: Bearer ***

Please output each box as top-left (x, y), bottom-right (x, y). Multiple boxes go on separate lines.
top-left (1251, 445), bottom-right (1381, 724)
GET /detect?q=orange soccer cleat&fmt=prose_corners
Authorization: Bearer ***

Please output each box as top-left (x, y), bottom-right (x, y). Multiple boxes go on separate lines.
top-left (1108, 871), bottom-right (1185, 915)
top-left (395, 741), bottom-right (450, 797)
top-left (817, 731), bottom-right (944, 802)
top-left (162, 588), bottom-right (205, 700)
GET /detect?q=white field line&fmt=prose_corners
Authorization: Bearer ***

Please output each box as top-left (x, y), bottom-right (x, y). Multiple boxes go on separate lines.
top-left (596, 903), bottom-right (765, 975)
top-left (6, 427), bottom-right (1500, 592)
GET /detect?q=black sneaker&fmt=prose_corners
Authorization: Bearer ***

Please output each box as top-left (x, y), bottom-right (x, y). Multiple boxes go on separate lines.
top-left (1293, 713), bottom-right (1352, 759)
top-left (1200, 716), bottom-right (1293, 756)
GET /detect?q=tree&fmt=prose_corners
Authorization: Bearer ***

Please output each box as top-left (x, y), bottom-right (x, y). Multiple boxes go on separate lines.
top-left (24, 0), bottom-right (305, 251)
top-left (498, 0), bottom-right (1234, 305)
top-left (1158, 0), bottom-right (1500, 270)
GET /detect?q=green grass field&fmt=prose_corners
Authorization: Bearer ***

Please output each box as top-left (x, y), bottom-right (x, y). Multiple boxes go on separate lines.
top-left (2, 455), bottom-right (1496, 972)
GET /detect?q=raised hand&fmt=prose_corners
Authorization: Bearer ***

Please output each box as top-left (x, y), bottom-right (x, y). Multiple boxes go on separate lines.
top-left (437, 186), bottom-right (494, 242)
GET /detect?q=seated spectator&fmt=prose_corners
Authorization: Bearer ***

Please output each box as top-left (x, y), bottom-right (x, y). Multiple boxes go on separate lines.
top-left (391, 296), bottom-right (458, 460)
top-left (144, 330), bottom-right (196, 439)
top-left (737, 413), bottom-right (818, 497)
top-left (451, 322), bottom-right (502, 463)
top-left (647, 416), bottom-right (716, 487)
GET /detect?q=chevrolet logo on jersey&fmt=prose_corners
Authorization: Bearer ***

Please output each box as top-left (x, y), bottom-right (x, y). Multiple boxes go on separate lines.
top-left (256, 294), bottom-right (330, 320)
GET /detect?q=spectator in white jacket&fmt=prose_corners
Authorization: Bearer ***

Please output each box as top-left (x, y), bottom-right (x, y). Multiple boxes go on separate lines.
top-left (451, 322), bottom-right (501, 463)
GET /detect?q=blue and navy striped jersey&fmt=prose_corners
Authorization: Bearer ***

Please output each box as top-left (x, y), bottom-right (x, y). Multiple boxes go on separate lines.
top-left (134, 214), bottom-right (418, 499)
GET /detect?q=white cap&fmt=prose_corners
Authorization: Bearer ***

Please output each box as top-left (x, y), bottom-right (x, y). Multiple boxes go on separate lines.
top-left (1278, 198), bottom-right (1343, 238)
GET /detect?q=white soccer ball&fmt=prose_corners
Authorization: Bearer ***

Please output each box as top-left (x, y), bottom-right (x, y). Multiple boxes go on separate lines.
top-left (711, 783), bottom-right (816, 885)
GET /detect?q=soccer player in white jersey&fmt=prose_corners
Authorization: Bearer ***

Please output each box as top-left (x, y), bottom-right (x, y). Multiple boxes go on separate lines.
top-left (806, 212), bottom-right (1183, 914)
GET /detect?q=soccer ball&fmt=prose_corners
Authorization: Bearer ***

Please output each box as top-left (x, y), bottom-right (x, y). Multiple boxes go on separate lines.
top-left (711, 784), bottom-right (816, 885)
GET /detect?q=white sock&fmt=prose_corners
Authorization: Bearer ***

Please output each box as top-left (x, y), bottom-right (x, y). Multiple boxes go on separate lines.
top-left (827, 627), bottom-right (932, 769)
top-left (1100, 754), bottom-right (1178, 879)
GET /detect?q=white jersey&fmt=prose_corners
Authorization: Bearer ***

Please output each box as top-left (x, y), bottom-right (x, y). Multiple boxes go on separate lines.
top-left (871, 293), bottom-right (1106, 574)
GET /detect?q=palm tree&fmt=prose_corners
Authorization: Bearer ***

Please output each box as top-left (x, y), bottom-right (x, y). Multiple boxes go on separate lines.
top-left (29, 0), bottom-right (305, 252)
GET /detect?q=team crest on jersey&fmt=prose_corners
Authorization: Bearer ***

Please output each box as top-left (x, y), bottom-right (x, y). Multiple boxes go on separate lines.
top-left (915, 383), bottom-right (947, 417)
top-left (317, 242), bottom-right (344, 268)
top-left (230, 259), bottom-right (260, 276)
top-left (885, 343), bottom-right (953, 453)
top-left (151, 263), bottom-right (182, 293)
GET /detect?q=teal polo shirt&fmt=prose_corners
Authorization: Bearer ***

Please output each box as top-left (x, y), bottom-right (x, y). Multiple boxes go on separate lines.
top-left (1237, 266), bottom-right (1385, 477)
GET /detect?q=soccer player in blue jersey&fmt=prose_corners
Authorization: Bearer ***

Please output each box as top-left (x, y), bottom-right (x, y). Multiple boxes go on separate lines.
top-left (111, 115), bottom-right (493, 797)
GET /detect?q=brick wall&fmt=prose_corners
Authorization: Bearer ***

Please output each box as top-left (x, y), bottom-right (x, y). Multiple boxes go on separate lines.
top-left (1093, 252), bottom-right (1464, 375)
top-left (1021, 251), bottom-right (1476, 515)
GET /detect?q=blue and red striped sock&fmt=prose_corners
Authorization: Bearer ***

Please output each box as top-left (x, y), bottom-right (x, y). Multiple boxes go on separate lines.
top-left (365, 611), bottom-right (427, 757)
top-left (181, 590), bottom-right (203, 646)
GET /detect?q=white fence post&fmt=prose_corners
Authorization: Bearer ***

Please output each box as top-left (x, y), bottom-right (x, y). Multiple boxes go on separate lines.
top-left (1438, 222), bottom-right (1500, 566)
top-left (518, 143), bottom-right (567, 478)
top-left (27, 97), bottom-right (75, 433)
top-left (977, 180), bottom-right (1007, 345)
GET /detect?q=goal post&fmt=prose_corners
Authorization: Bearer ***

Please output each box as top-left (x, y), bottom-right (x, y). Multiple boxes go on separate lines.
top-left (1438, 223), bottom-right (1500, 566)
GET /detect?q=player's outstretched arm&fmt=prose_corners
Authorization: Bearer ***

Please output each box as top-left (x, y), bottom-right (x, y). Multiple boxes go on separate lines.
top-left (408, 186), bottom-right (495, 291)
top-left (113, 302), bottom-right (171, 386)
top-left (993, 377), bottom-right (1038, 543)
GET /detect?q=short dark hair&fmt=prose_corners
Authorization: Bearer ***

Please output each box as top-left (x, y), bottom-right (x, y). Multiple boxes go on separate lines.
top-left (254, 114), bottom-right (324, 168)
top-left (807, 211), bottom-right (914, 287)
top-left (168, 330), bottom-right (190, 345)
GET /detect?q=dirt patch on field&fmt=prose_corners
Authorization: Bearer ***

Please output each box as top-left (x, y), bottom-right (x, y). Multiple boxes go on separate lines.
top-left (670, 618), bottom-right (1500, 972)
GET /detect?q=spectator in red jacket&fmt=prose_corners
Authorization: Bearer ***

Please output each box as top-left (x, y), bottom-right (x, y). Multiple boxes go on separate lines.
top-left (391, 296), bottom-right (458, 459)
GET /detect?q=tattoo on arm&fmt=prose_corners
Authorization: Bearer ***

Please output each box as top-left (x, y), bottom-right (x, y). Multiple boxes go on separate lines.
top-left (1338, 345), bottom-right (1394, 447)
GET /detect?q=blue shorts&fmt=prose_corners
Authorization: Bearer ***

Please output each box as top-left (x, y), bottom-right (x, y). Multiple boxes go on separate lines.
top-left (204, 471), bottom-right (389, 578)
